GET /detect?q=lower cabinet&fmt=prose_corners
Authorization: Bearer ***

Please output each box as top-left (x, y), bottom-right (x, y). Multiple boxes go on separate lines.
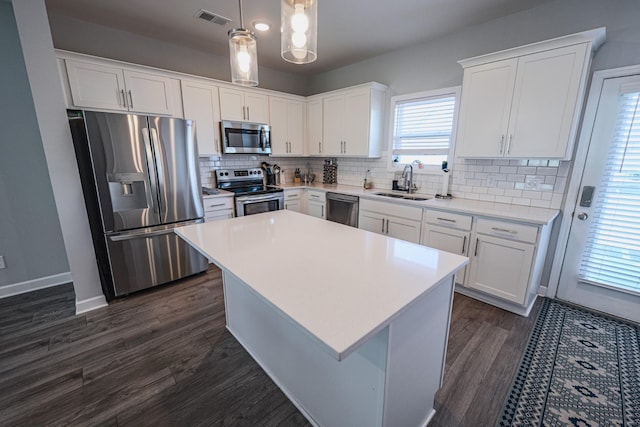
top-left (284, 189), bottom-right (302, 212)
top-left (358, 199), bottom-right (422, 243)
top-left (204, 197), bottom-right (234, 222)
top-left (306, 190), bottom-right (326, 219)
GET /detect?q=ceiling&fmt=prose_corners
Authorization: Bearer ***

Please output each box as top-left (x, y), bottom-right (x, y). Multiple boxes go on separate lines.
top-left (44, 0), bottom-right (555, 76)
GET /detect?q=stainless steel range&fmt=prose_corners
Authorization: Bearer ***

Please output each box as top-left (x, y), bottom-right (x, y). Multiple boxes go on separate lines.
top-left (216, 168), bottom-right (284, 216)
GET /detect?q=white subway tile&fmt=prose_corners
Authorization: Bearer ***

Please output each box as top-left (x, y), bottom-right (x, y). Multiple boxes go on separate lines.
top-left (500, 166), bottom-right (518, 174)
top-left (530, 199), bottom-right (551, 208)
top-left (495, 195), bottom-right (513, 204)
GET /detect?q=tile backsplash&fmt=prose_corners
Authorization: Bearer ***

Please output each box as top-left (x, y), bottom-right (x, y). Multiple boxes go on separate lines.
top-left (199, 155), bottom-right (568, 210)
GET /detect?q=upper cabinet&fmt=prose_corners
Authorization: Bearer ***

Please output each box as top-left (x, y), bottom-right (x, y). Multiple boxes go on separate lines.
top-left (455, 28), bottom-right (605, 160)
top-left (320, 83), bottom-right (387, 158)
top-left (306, 96), bottom-right (323, 156)
top-left (65, 59), bottom-right (176, 116)
top-left (219, 87), bottom-right (269, 123)
top-left (269, 96), bottom-right (305, 156)
top-left (181, 79), bottom-right (221, 157)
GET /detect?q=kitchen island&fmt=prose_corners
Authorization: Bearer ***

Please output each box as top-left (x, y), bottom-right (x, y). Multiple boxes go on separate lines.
top-left (175, 210), bottom-right (468, 427)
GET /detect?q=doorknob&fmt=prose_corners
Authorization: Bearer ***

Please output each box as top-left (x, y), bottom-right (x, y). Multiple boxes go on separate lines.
top-left (577, 212), bottom-right (589, 221)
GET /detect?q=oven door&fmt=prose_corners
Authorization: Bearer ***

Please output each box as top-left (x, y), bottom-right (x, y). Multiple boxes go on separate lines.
top-left (236, 193), bottom-right (284, 216)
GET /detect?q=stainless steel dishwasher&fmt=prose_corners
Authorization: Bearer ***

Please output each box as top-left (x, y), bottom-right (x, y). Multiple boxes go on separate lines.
top-left (326, 192), bottom-right (359, 227)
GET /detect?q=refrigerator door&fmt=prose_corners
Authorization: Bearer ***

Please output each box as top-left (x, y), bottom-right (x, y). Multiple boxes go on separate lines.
top-left (148, 116), bottom-right (204, 224)
top-left (105, 220), bottom-right (208, 297)
top-left (83, 111), bottom-right (162, 232)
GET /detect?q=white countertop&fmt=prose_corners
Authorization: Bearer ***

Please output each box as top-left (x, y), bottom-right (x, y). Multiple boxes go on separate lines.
top-left (202, 189), bottom-right (234, 199)
top-left (175, 210), bottom-right (468, 360)
top-left (280, 183), bottom-right (559, 225)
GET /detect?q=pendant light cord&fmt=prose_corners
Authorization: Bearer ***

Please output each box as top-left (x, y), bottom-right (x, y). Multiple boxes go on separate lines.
top-left (238, 0), bottom-right (245, 29)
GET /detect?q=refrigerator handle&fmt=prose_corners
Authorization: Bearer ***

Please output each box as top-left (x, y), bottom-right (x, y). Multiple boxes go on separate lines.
top-left (141, 127), bottom-right (163, 219)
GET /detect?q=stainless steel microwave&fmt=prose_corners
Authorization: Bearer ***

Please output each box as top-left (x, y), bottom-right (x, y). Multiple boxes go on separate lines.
top-left (220, 120), bottom-right (271, 154)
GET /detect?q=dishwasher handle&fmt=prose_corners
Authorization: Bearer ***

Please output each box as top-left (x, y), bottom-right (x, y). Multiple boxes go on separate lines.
top-left (326, 192), bottom-right (359, 203)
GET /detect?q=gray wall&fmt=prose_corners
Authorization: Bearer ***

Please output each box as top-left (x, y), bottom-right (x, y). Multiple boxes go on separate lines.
top-left (47, 12), bottom-right (310, 96)
top-left (308, 0), bottom-right (640, 96)
top-left (0, 1), bottom-right (69, 287)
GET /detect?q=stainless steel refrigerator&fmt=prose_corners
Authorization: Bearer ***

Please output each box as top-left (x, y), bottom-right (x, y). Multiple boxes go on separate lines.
top-left (68, 111), bottom-right (208, 300)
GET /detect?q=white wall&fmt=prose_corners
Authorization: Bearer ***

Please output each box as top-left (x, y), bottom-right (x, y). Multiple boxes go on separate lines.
top-left (12, 0), bottom-right (106, 311)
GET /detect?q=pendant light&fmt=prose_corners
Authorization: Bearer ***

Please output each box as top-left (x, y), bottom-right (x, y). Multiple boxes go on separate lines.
top-left (281, 0), bottom-right (317, 64)
top-left (228, 0), bottom-right (258, 86)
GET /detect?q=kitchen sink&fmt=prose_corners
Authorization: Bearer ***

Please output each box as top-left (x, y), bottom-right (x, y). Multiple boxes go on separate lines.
top-left (373, 192), bottom-right (430, 201)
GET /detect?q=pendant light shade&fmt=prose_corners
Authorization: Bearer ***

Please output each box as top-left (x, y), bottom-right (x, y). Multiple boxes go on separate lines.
top-left (281, 0), bottom-right (317, 64)
top-left (229, 0), bottom-right (258, 86)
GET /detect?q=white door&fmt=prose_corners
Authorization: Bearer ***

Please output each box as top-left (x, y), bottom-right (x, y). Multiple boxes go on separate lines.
top-left (386, 217), bottom-right (421, 244)
top-left (323, 95), bottom-right (345, 155)
top-left (65, 60), bottom-right (128, 111)
top-left (219, 87), bottom-right (245, 121)
top-left (244, 92), bottom-right (269, 123)
top-left (181, 80), bottom-right (220, 156)
top-left (122, 70), bottom-right (173, 115)
top-left (422, 225), bottom-right (469, 285)
top-left (557, 73), bottom-right (640, 323)
top-left (307, 98), bottom-right (323, 155)
top-left (268, 97), bottom-right (289, 155)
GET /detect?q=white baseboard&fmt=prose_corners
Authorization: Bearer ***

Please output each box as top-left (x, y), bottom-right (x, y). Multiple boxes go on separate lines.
top-left (75, 295), bottom-right (108, 314)
top-left (0, 272), bottom-right (73, 298)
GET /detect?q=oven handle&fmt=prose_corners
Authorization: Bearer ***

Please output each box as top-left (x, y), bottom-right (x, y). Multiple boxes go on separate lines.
top-left (236, 194), bottom-right (282, 202)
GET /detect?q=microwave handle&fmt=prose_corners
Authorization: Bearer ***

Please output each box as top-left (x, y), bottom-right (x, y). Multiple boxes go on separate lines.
top-left (261, 128), bottom-right (270, 151)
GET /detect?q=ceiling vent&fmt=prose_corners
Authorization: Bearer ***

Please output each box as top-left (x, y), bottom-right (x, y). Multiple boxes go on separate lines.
top-left (195, 9), bottom-right (232, 26)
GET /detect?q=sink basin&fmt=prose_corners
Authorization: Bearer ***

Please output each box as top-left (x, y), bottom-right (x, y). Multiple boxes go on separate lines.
top-left (373, 192), bottom-right (405, 198)
top-left (373, 192), bottom-right (430, 201)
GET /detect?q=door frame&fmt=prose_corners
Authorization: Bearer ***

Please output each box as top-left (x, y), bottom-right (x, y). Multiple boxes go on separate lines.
top-left (547, 64), bottom-right (640, 298)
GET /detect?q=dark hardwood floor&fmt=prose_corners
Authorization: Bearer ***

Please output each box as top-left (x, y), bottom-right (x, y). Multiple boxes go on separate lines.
top-left (0, 266), bottom-right (540, 426)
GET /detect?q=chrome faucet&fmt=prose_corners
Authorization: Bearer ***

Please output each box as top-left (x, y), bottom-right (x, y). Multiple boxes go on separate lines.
top-left (401, 164), bottom-right (415, 193)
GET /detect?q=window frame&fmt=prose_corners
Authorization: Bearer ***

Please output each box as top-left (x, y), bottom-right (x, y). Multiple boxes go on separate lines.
top-left (387, 86), bottom-right (461, 174)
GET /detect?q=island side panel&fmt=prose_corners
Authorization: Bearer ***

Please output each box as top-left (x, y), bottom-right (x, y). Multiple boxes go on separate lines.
top-left (382, 277), bottom-right (455, 427)
top-left (222, 271), bottom-right (388, 427)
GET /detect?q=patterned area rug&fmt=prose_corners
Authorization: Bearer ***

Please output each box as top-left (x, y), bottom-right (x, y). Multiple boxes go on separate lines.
top-left (498, 298), bottom-right (640, 426)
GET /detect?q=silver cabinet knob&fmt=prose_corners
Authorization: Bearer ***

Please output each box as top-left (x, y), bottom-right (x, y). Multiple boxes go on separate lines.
top-left (577, 212), bottom-right (589, 221)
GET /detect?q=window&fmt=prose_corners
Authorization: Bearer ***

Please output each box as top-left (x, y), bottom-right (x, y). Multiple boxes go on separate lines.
top-left (389, 87), bottom-right (460, 172)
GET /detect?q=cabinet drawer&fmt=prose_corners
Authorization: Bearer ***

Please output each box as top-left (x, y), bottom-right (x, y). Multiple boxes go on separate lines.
top-left (424, 210), bottom-right (472, 231)
top-left (476, 218), bottom-right (538, 243)
top-left (307, 190), bottom-right (326, 202)
top-left (360, 198), bottom-right (423, 221)
top-left (284, 190), bottom-right (302, 200)
top-left (203, 197), bottom-right (234, 213)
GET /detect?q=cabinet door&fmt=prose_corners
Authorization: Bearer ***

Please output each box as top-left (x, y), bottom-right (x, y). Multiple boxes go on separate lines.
top-left (244, 92), bottom-right (269, 123)
top-left (358, 210), bottom-right (386, 236)
top-left (386, 217), bottom-right (421, 244)
top-left (323, 95), bottom-right (345, 155)
top-left (181, 80), bottom-right (221, 156)
top-left (66, 60), bottom-right (128, 111)
top-left (506, 44), bottom-right (588, 158)
top-left (284, 199), bottom-right (302, 212)
top-left (307, 201), bottom-right (325, 219)
top-left (307, 98), bottom-right (323, 155)
top-left (123, 70), bottom-right (173, 115)
top-left (455, 59), bottom-right (517, 157)
top-left (287, 100), bottom-right (305, 155)
top-left (422, 225), bottom-right (469, 285)
top-left (205, 210), bottom-right (234, 222)
top-left (219, 87), bottom-right (245, 121)
top-left (269, 97), bottom-right (289, 155)
top-left (343, 89), bottom-right (371, 156)
top-left (467, 234), bottom-right (534, 304)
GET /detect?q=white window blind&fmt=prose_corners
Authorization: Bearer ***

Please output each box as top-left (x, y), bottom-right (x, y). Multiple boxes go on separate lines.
top-left (392, 95), bottom-right (456, 157)
top-left (579, 88), bottom-right (640, 293)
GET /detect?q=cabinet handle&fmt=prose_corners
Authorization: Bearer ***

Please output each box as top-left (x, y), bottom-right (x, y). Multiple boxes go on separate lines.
top-left (310, 194), bottom-right (320, 198)
top-left (381, 218), bottom-right (385, 233)
top-left (344, 141), bottom-right (347, 154)
top-left (242, 106), bottom-right (246, 120)
top-left (437, 217), bottom-right (456, 223)
top-left (208, 203), bottom-right (226, 208)
top-left (321, 205), bottom-right (324, 218)
top-left (499, 135), bottom-right (505, 155)
top-left (385, 218), bottom-right (389, 234)
top-left (507, 135), bottom-right (512, 154)
top-left (246, 106), bottom-right (250, 120)
top-left (120, 89), bottom-right (127, 107)
top-left (491, 227), bottom-right (517, 234)
top-left (318, 141), bottom-right (322, 154)
top-left (128, 90), bottom-right (134, 109)
top-left (474, 238), bottom-right (479, 256)
top-left (462, 235), bottom-right (467, 254)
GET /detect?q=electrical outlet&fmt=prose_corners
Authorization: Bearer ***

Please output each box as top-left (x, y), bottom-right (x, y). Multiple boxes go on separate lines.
top-left (487, 174), bottom-right (497, 187)
top-left (0, 256), bottom-right (6, 270)
top-left (525, 177), bottom-right (542, 190)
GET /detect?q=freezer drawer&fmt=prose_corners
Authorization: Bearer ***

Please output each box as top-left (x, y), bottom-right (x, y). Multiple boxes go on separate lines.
top-left (105, 224), bottom-right (207, 297)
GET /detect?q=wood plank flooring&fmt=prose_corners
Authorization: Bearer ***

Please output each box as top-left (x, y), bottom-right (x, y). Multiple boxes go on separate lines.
top-left (0, 266), bottom-right (540, 426)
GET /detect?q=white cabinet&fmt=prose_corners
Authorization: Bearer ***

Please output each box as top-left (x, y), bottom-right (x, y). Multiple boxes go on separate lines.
top-left (322, 83), bottom-right (386, 157)
top-left (456, 29), bottom-right (604, 160)
top-left (306, 190), bottom-right (326, 219)
top-left (65, 59), bottom-right (174, 116)
top-left (421, 210), bottom-right (473, 285)
top-left (269, 97), bottom-right (305, 156)
top-left (219, 87), bottom-right (269, 123)
top-left (306, 97), bottom-right (323, 156)
top-left (204, 196), bottom-right (235, 222)
top-left (284, 189), bottom-right (302, 212)
top-left (358, 199), bottom-right (422, 243)
top-left (181, 80), bottom-right (221, 156)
